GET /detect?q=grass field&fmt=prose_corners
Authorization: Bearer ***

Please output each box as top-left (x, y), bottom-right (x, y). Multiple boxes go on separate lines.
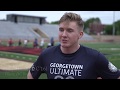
top-left (0, 42), bottom-right (120, 79)
top-left (81, 42), bottom-right (120, 68)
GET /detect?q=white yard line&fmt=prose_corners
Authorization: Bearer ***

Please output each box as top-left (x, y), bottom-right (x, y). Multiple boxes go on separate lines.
top-left (99, 48), bottom-right (120, 50)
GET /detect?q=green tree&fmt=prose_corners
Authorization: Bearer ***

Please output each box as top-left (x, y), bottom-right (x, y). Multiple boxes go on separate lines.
top-left (114, 20), bottom-right (120, 35)
top-left (104, 25), bottom-right (113, 35)
top-left (50, 21), bottom-right (59, 24)
top-left (104, 20), bottom-right (120, 35)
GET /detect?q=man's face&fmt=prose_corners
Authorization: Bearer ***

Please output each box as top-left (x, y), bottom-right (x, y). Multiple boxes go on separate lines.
top-left (58, 21), bottom-right (83, 48)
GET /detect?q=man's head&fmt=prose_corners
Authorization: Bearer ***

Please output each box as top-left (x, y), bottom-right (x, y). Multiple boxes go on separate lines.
top-left (59, 12), bottom-right (84, 31)
top-left (58, 12), bottom-right (84, 48)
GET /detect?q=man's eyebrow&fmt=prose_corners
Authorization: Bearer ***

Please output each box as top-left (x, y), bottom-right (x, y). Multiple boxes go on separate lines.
top-left (67, 28), bottom-right (73, 30)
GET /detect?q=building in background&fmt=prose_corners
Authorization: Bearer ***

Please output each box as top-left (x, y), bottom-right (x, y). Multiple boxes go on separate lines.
top-left (89, 21), bottom-right (105, 35)
top-left (7, 14), bottom-right (47, 24)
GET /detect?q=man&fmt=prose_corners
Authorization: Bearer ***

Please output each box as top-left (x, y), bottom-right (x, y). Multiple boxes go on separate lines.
top-left (27, 12), bottom-right (120, 79)
top-left (8, 38), bottom-right (13, 47)
top-left (50, 37), bottom-right (54, 46)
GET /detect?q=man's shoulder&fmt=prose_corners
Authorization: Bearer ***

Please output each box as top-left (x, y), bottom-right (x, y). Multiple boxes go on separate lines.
top-left (81, 45), bottom-right (97, 51)
top-left (42, 45), bottom-right (59, 53)
top-left (81, 45), bottom-right (100, 56)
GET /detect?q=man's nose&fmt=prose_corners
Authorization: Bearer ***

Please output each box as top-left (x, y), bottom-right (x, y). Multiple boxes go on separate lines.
top-left (62, 31), bottom-right (67, 37)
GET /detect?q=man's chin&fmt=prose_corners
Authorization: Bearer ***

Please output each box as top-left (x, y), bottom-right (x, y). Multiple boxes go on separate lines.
top-left (61, 44), bottom-right (69, 48)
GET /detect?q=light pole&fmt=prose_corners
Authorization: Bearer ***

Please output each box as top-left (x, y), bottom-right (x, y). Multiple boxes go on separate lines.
top-left (113, 11), bottom-right (115, 36)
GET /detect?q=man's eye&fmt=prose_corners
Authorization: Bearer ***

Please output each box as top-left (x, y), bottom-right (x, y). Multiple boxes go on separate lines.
top-left (67, 29), bottom-right (73, 32)
top-left (59, 29), bottom-right (64, 32)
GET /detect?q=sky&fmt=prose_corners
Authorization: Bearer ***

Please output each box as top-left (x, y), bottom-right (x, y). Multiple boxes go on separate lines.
top-left (0, 11), bottom-right (120, 24)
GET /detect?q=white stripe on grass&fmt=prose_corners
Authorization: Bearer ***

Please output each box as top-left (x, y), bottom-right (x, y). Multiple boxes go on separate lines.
top-left (99, 48), bottom-right (120, 50)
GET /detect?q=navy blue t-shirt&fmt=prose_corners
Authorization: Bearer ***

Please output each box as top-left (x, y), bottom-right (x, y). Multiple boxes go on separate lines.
top-left (30, 45), bottom-right (120, 79)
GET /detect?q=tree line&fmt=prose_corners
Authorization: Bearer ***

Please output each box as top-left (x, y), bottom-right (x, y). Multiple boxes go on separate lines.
top-left (50, 18), bottom-right (120, 35)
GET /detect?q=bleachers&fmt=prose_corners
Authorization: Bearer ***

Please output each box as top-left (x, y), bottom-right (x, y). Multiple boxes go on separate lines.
top-left (0, 21), bottom-right (41, 40)
top-left (39, 24), bottom-right (59, 39)
top-left (0, 21), bottom-right (94, 41)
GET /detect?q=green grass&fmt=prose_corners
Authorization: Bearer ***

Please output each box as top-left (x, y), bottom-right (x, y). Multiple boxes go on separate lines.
top-left (0, 51), bottom-right (38, 62)
top-left (81, 42), bottom-right (120, 69)
top-left (0, 42), bottom-right (120, 79)
top-left (0, 70), bottom-right (47, 79)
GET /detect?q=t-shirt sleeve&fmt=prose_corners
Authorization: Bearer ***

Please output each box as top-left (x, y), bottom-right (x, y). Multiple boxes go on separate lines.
top-left (29, 53), bottom-right (45, 79)
top-left (96, 52), bottom-right (120, 79)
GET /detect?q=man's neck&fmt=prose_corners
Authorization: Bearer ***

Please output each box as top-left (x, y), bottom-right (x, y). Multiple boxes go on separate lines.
top-left (60, 44), bottom-right (80, 54)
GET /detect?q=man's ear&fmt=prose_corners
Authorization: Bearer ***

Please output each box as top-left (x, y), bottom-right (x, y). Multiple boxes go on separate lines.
top-left (79, 31), bottom-right (83, 39)
top-left (80, 31), bottom-right (83, 36)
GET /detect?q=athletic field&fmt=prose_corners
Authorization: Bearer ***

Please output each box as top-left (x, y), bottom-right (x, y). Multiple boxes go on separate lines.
top-left (0, 42), bottom-right (120, 79)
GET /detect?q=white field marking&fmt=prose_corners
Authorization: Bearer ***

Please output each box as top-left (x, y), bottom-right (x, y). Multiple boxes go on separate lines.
top-left (22, 57), bottom-right (25, 59)
top-left (29, 58), bottom-right (32, 60)
top-left (16, 56), bottom-right (19, 58)
top-left (11, 55), bottom-right (13, 57)
top-left (99, 48), bottom-right (120, 50)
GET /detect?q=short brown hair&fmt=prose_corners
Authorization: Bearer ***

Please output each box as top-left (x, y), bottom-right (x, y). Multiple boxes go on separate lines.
top-left (59, 12), bottom-right (84, 30)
